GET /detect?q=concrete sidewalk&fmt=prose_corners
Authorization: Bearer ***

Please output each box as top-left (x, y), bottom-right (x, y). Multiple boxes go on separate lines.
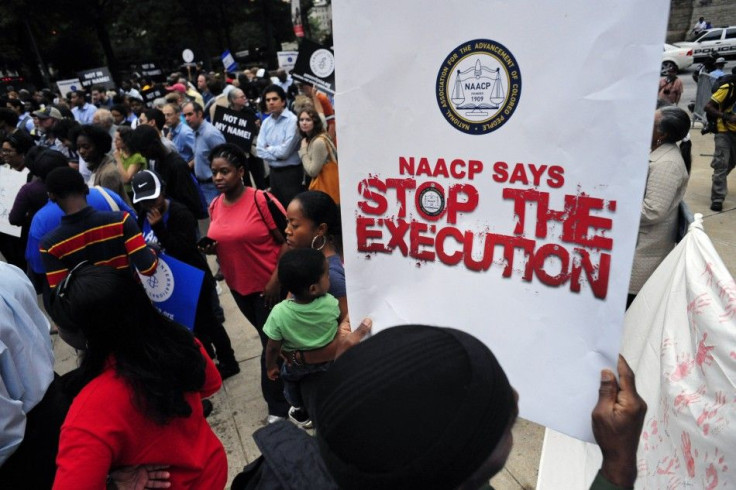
top-left (51, 128), bottom-right (735, 489)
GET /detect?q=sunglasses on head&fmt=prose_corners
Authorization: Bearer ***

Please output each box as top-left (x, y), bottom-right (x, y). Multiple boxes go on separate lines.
top-left (55, 260), bottom-right (89, 302)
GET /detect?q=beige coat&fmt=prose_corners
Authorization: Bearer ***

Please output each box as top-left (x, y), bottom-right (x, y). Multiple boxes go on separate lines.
top-left (629, 143), bottom-right (689, 294)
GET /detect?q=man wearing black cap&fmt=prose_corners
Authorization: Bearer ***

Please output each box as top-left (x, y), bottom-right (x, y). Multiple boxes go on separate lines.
top-left (131, 170), bottom-right (239, 379)
top-left (130, 124), bottom-right (207, 219)
top-left (235, 324), bottom-right (646, 490)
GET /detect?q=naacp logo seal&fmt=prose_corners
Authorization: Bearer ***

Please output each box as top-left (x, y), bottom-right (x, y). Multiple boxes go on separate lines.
top-left (436, 39), bottom-right (522, 134)
top-left (417, 185), bottom-right (445, 218)
top-left (310, 49), bottom-right (335, 78)
top-left (141, 258), bottom-right (175, 302)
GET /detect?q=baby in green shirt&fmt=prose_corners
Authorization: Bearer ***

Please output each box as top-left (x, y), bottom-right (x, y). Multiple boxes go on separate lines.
top-left (264, 248), bottom-right (340, 428)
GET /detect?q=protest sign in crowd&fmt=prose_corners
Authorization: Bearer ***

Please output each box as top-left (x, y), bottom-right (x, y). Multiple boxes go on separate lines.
top-left (1, 1), bottom-right (735, 488)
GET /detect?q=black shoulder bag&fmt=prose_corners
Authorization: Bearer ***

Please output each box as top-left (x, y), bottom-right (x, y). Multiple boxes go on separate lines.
top-left (254, 189), bottom-right (288, 233)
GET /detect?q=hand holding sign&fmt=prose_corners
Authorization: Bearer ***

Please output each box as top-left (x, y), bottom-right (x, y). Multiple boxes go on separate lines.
top-left (592, 356), bottom-right (647, 488)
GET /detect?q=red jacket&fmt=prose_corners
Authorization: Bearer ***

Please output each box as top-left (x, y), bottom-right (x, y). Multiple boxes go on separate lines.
top-left (53, 340), bottom-right (226, 489)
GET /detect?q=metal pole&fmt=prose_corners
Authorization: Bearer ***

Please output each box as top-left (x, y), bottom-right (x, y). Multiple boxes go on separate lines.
top-left (24, 18), bottom-right (51, 88)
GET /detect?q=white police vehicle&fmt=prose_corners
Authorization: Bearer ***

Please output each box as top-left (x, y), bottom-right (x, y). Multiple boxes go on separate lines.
top-left (674, 26), bottom-right (736, 62)
top-left (662, 44), bottom-right (693, 75)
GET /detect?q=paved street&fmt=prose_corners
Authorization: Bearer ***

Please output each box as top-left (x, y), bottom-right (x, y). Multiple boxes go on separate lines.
top-left (50, 93), bottom-right (736, 489)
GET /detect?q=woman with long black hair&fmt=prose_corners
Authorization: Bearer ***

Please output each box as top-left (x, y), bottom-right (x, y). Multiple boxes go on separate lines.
top-left (50, 264), bottom-right (227, 489)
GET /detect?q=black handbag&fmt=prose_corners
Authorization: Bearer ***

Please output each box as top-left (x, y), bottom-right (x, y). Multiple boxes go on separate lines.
top-left (254, 189), bottom-right (288, 233)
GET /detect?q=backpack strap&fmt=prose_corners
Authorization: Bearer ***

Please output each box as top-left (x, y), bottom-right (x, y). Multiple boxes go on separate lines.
top-left (92, 185), bottom-right (119, 212)
top-left (253, 189), bottom-right (268, 225)
top-left (253, 189), bottom-right (287, 236)
top-left (317, 134), bottom-right (338, 164)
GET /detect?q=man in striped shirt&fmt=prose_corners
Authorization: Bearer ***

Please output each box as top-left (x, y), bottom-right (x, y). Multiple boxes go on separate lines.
top-left (40, 167), bottom-right (157, 289)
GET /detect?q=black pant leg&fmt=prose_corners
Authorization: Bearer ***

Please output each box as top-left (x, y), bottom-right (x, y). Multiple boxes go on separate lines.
top-left (195, 277), bottom-right (236, 365)
top-left (231, 291), bottom-right (289, 417)
top-left (269, 165), bottom-right (305, 209)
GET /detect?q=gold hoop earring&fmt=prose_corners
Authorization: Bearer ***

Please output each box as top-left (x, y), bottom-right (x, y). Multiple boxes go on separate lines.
top-left (311, 235), bottom-right (327, 251)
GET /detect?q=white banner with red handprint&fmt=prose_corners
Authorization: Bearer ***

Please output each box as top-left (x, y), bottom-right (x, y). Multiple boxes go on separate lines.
top-left (538, 215), bottom-right (736, 489)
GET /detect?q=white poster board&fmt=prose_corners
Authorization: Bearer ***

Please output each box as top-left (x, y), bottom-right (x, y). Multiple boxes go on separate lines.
top-left (0, 166), bottom-right (29, 237)
top-left (277, 51), bottom-right (299, 73)
top-left (56, 78), bottom-right (82, 98)
top-left (332, 1), bottom-right (669, 440)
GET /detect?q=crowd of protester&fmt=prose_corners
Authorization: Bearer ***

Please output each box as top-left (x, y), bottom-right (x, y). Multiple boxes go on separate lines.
top-left (0, 63), bottom-right (701, 489)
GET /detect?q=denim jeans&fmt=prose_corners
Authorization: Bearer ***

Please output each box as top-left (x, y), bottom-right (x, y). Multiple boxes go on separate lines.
top-left (281, 361), bottom-right (333, 409)
top-left (199, 181), bottom-right (219, 206)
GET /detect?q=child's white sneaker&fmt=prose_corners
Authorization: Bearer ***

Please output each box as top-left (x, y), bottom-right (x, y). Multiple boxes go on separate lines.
top-left (288, 406), bottom-right (313, 429)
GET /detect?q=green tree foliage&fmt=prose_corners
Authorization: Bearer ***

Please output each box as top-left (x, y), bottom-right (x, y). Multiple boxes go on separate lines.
top-left (1, 0), bottom-right (302, 88)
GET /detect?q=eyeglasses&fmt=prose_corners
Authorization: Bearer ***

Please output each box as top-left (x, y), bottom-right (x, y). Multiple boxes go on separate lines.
top-left (1, 148), bottom-right (16, 154)
top-left (55, 260), bottom-right (89, 302)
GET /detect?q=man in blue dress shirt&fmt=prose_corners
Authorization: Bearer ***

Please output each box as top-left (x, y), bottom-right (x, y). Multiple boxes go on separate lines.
top-left (183, 101), bottom-right (226, 205)
top-left (70, 90), bottom-right (97, 125)
top-left (256, 85), bottom-right (303, 207)
top-left (163, 103), bottom-right (195, 162)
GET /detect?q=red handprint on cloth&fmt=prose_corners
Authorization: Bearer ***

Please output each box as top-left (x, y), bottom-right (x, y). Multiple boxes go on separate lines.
top-left (714, 278), bottom-right (736, 322)
top-left (687, 293), bottom-right (711, 315)
top-left (642, 418), bottom-right (665, 451)
top-left (703, 449), bottom-right (729, 490)
top-left (666, 475), bottom-right (683, 490)
top-left (656, 454), bottom-right (681, 476)
top-left (674, 385), bottom-right (706, 413)
top-left (681, 432), bottom-right (697, 478)
top-left (706, 463), bottom-right (720, 490)
top-left (697, 392), bottom-right (727, 435)
top-left (702, 262), bottom-right (716, 287)
top-left (696, 333), bottom-right (715, 371)
top-left (669, 352), bottom-right (695, 382)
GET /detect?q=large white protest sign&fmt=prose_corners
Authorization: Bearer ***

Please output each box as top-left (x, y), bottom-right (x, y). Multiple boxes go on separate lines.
top-left (0, 166), bottom-right (29, 237)
top-left (333, 1), bottom-right (669, 440)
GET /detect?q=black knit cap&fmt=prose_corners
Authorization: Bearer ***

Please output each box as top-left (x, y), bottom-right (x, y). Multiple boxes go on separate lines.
top-left (315, 324), bottom-right (515, 490)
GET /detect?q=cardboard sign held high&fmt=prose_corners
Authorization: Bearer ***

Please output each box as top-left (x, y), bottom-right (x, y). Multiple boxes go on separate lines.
top-left (291, 39), bottom-right (335, 95)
